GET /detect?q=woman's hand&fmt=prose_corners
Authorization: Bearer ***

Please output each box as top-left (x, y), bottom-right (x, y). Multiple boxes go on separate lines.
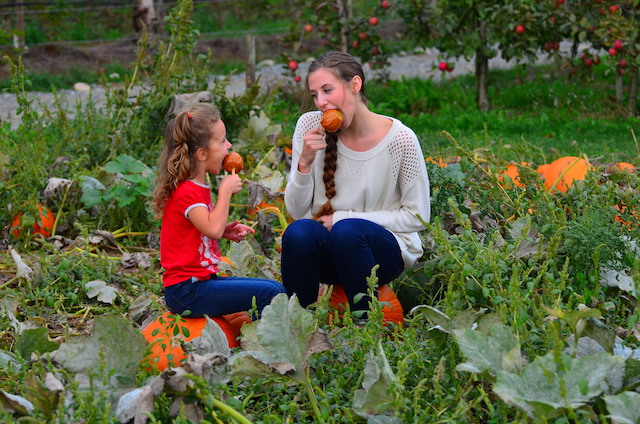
top-left (223, 220), bottom-right (255, 242)
top-left (315, 214), bottom-right (334, 230)
top-left (298, 127), bottom-right (327, 174)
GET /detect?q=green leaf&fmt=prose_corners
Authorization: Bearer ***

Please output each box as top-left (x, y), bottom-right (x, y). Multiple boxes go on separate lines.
top-left (50, 315), bottom-right (147, 394)
top-left (493, 352), bottom-right (625, 420)
top-left (85, 280), bottom-right (119, 304)
top-left (604, 391), bottom-right (640, 424)
top-left (15, 328), bottom-right (58, 359)
top-left (104, 154), bottom-right (147, 175)
top-left (230, 294), bottom-right (332, 382)
top-left (352, 340), bottom-right (400, 419)
top-left (453, 323), bottom-right (523, 378)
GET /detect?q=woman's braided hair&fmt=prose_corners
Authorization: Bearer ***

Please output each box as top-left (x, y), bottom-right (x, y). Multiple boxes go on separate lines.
top-left (307, 51), bottom-right (367, 220)
top-left (152, 103), bottom-right (221, 218)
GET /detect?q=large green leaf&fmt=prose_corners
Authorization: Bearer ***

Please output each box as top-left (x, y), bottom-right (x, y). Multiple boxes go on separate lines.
top-left (51, 315), bottom-right (147, 393)
top-left (453, 323), bottom-right (524, 378)
top-left (494, 352), bottom-right (625, 419)
top-left (230, 293), bottom-right (332, 382)
top-left (604, 391), bottom-right (640, 424)
top-left (15, 327), bottom-right (58, 358)
top-left (352, 340), bottom-right (400, 419)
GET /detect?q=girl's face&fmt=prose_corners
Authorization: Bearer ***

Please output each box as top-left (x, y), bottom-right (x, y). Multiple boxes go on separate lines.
top-left (308, 69), bottom-right (359, 129)
top-left (203, 119), bottom-right (232, 175)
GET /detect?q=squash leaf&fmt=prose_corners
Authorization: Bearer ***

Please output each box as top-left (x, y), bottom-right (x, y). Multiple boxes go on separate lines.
top-left (352, 340), bottom-right (400, 419)
top-left (604, 391), bottom-right (640, 424)
top-left (493, 352), bottom-right (625, 420)
top-left (230, 293), bottom-right (332, 382)
top-left (15, 327), bottom-right (59, 358)
top-left (453, 323), bottom-right (524, 378)
top-left (51, 315), bottom-right (147, 395)
top-left (85, 280), bottom-right (120, 304)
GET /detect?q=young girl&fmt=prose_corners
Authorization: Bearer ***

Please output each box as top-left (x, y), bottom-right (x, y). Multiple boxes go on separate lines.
top-left (281, 51), bottom-right (430, 313)
top-left (152, 103), bottom-right (285, 318)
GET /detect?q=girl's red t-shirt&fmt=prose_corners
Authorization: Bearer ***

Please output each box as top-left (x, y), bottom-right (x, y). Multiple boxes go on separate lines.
top-left (160, 180), bottom-right (222, 287)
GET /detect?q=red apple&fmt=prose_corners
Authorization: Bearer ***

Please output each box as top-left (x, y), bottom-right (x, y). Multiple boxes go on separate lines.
top-left (555, 0), bottom-right (565, 6)
top-left (304, 24), bottom-right (313, 33)
top-left (515, 25), bottom-right (525, 34)
top-left (446, 64), bottom-right (454, 72)
top-left (369, 16), bottom-right (379, 26)
top-left (619, 59), bottom-right (628, 68)
top-left (594, 57), bottom-right (601, 65)
top-left (609, 48), bottom-right (618, 56)
top-left (288, 60), bottom-right (299, 71)
top-left (294, 76), bottom-right (301, 82)
top-left (554, 41), bottom-right (560, 50)
top-left (359, 32), bottom-right (368, 40)
top-left (613, 39), bottom-right (623, 50)
top-left (438, 62), bottom-right (448, 71)
top-left (584, 58), bottom-right (594, 66)
top-left (372, 46), bottom-right (379, 55)
top-left (352, 40), bottom-right (359, 49)
top-left (381, 0), bottom-right (390, 9)
top-left (609, 5), bottom-right (619, 13)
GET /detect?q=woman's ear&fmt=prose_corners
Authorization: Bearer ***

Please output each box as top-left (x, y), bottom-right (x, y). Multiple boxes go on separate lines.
top-left (351, 75), bottom-right (363, 94)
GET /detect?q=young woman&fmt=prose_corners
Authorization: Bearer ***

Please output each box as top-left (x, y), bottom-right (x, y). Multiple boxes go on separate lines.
top-left (152, 103), bottom-right (285, 318)
top-left (281, 51), bottom-right (430, 313)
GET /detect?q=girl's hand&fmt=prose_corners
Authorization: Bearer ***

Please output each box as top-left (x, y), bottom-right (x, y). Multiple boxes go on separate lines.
top-left (224, 220), bottom-right (255, 242)
top-left (298, 127), bottom-right (327, 173)
top-left (219, 174), bottom-right (243, 195)
top-left (315, 214), bottom-right (334, 230)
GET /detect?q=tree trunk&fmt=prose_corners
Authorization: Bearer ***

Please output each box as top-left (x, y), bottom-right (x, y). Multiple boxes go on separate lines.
top-left (245, 34), bottom-right (256, 88)
top-left (616, 71), bottom-right (624, 103)
top-left (476, 21), bottom-right (489, 112)
top-left (134, 0), bottom-right (158, 33)
top-left (629, 67), bottom-right (638, 117)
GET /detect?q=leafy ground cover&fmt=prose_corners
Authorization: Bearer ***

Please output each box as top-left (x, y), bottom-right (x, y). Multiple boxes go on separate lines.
top-left (0, 1), bottom-right (639, 423)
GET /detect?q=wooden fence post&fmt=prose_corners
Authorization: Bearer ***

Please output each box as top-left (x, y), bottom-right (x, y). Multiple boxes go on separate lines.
top-left (246, 34), bottom-right (256, 88)
top-left (15, 0), bottom-right (25, 49)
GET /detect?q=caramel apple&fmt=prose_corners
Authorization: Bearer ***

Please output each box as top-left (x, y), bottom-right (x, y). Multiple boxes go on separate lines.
top-left (223, 152), bottom-right (244, 174)
top-left (321, 109), bottom-right (343, 133)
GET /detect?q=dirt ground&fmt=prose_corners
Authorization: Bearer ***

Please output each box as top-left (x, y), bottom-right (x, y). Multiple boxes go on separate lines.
top-left (0, 34), bottom-right (291, 80)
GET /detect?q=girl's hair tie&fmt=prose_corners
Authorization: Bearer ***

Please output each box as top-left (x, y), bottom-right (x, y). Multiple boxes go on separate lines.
top-left (187, 112), bottom-right (192, 119)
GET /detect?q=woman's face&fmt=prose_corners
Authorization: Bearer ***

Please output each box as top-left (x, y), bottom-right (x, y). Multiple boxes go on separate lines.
top-left (308, 68), bottom-right (358, 129)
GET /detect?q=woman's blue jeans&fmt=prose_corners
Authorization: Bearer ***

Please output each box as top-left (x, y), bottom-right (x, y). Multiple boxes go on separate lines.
top-left (164, 275), bottom-right (286, 319)
top-left (281, 218), bottom-right (404, 311)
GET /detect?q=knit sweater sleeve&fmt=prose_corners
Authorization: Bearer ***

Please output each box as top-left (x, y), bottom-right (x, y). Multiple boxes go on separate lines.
top-left (284, 112), bottom-right (321, 219)
top-left (332, 127), bottom-right (430, 233)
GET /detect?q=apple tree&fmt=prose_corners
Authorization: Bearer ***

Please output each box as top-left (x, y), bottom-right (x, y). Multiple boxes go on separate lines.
top-left (399, 0), bottom-right (559, 111)
top-left (277, 0), bottom-right (395, 83)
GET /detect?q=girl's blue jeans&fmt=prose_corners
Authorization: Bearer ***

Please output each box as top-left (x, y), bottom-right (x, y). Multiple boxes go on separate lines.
top-left (164, 275), bottom-right (286, 319)
top-left (281, 218), bottom-right (404, 311)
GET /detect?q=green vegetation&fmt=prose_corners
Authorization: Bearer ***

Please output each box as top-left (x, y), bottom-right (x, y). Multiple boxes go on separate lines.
top-left (0, 1), bottom-right (639, 423)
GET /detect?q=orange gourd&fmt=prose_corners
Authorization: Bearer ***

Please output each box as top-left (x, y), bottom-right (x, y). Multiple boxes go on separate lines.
top-left (613, 162), bottom-right (634, 172)
top-left (499, 162), bottom-right (528, 188)
top-left (141, 312), bottom-right (241, 371)
top-left (10, 203), bottom-right (55, 238)
top-left (222, 311), bottom-right (252, 334)
top-left (539, 156), bottom-right (591, 193)
top-left (319, 284), bottom-right (404, 325)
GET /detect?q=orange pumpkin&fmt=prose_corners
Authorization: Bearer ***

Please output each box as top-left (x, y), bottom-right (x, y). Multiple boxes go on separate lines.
top-left (10, 203), bottom-right (55, 238)
top-left (141, 312), bottom-right (241, 371)
top-left (222, 311), bottom-right (252, 334)
top-left (499, 162), bottom-right (528, 188)
top-left (539, 156), bottom-right (592, 193)
top-left (319, 284), bottom-right (404, 325)
top-left (613, 162), bottom-right (634, 172)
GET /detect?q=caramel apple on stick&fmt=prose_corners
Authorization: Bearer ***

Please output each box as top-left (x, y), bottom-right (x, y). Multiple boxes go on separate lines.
top-left (223, 152), bottom-right (244, 174)
top-left (320, 109), bottom-right (342, 133)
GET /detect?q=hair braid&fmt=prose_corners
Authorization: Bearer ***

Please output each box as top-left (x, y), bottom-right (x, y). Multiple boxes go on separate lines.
top-left (312, 132), bottom-right (338, 220)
